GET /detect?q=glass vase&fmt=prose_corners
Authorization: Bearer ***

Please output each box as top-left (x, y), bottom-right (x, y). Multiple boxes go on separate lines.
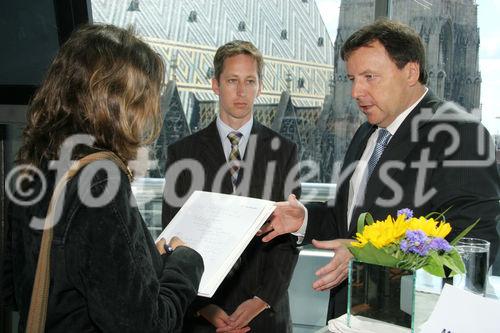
top-left (347, 260), bottom-right (443, 333)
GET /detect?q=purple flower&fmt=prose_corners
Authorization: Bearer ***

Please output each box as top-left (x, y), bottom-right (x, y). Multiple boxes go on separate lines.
top-left (400, 239), bottom-right (410, 252)
top-left (429, 237), bottom-right (452, 252)
top-left (397, 208), bottom-right (414, 219)
top-left (406, 230), bottom-right (427, 243)
top-left (400, 230), bottom-right (430, 256)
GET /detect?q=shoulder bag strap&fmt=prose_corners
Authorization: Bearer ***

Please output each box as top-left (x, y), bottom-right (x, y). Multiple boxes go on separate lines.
top-left (26, 151), bottom-right (131, 333)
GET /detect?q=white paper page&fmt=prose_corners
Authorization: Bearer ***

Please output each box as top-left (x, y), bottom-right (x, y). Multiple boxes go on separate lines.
top-left (156, 191), bottom-right (275, 297)
top-left (420, 283), bottom-right (500, 333)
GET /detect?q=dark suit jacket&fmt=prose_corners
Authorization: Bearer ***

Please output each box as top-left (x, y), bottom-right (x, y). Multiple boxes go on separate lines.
top-left (162, 119), bottom-right (301, 332)
top-left (306, 90), bottom-right (500, 319)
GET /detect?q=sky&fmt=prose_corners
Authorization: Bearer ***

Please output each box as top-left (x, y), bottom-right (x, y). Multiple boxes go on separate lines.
top-left (315, 0), bottom-right (500, 136)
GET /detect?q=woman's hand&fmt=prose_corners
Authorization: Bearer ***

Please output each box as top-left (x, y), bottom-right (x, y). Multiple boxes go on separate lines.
top-left (168, 236), bottom-right (185, 249)
top-left (155, 236), bottom-right (186, 254)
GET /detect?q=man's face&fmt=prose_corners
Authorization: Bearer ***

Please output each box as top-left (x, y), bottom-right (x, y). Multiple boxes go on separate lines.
top-left (346, 40), bottom-right (418, 128)
top-left (212, 54), bottom-right (262, 127)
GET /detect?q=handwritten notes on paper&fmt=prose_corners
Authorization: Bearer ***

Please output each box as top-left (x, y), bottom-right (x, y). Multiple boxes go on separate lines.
top-left (156, 191), bottom-right (275, 297)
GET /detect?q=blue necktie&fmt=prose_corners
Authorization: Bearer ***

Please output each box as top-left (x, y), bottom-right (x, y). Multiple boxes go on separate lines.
top-left (367, 128), bottom-right (392, 178)
top-left (349, 128), bottom-right (393, 225)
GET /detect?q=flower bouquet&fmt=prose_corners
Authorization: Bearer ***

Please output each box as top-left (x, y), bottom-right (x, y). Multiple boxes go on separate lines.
top-left (349, 208), bottom-right (477, 277)
top-left (346, 209), bottom-right (477, 332)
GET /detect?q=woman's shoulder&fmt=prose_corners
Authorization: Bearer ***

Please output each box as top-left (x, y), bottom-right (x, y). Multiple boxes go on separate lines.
top-left (55, 159), bottom-right (132, 235)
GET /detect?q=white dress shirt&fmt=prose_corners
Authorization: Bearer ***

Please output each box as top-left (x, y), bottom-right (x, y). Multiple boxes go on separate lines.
top-left (216, 115), bottom-right (253, 160)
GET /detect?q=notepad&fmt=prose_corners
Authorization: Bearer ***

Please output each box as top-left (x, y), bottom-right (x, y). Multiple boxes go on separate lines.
top-left (156, 191), bottom-right (276, 297)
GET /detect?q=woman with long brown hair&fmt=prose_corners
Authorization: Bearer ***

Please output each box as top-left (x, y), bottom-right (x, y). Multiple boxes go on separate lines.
top-left (3, 24), bottom-right (203, 332)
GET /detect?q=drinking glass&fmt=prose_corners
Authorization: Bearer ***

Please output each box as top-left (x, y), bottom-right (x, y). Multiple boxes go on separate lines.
top-left (453, 237), bottom-right (490, 296)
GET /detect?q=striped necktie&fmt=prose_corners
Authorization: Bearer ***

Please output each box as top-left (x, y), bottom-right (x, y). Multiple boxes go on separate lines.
top-left (227, 131), bottom-right (243, 188)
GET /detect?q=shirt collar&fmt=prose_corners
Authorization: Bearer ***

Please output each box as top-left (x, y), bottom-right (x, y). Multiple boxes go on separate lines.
top-left (216, 116), bottom-right (253, 143)
top-left (385, 87), bottom-right (428, 135)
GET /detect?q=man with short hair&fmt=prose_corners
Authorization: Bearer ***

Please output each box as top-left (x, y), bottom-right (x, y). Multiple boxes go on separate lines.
top-left (260, 19), bottom-right (500, 319)
top-left (162, 40), bottom-right (301, 332)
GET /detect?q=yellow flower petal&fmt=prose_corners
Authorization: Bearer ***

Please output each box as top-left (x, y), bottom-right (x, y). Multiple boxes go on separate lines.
top-left (434, 222), bottom-right (452, 238)
top-left (357, 215), bottom-right (407, 249)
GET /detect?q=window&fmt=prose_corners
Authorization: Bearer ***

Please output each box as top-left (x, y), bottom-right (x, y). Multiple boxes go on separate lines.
top-left (90, 0), bottom-right (338, 189)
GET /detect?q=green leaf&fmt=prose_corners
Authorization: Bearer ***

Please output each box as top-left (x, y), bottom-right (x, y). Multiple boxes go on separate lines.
top-left (356, 212), bottom-right (374, 234)
top-left (425, 206), bottom-right (452, 222)
top-left (397, 258), bottom-right (417, 270)
top-left (450, 219), bottom-right (480, 246)
top-left (423, 251), bottom-right (446, 277)
top-left (348, 242), bottom-right (399, 268)
top-left (441, 250), bottom-right (466, 276)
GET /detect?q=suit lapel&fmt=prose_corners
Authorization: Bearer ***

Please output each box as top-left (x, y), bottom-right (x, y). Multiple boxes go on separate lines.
top-left (342, 124), bottom-right (375, 170)
top-left (237, 120), bottom-right (268, 190)
top-left (199, 120), bottom-right (233, 193)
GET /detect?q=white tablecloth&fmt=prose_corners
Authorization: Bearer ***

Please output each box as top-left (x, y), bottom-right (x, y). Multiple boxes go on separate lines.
top-left (315, 314), bottom-right (410, 333)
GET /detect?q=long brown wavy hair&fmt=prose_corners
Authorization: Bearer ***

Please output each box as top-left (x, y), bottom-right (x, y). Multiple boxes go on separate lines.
top-left (17, 24), bottom-right (164, 167)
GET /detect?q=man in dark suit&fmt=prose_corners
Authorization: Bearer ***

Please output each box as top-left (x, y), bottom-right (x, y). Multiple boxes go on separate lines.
top-left (260, 19), bottom-right (500, 320)
top-left (162, 40), bottom-right (301, 332)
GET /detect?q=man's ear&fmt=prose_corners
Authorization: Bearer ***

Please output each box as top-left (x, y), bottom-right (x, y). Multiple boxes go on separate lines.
top-left (257, 80), bottom-right (262, 97)
top-left (212, 78), bottom-right (220, 95)
top-left (406, 62), bottom-right (420, 86)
